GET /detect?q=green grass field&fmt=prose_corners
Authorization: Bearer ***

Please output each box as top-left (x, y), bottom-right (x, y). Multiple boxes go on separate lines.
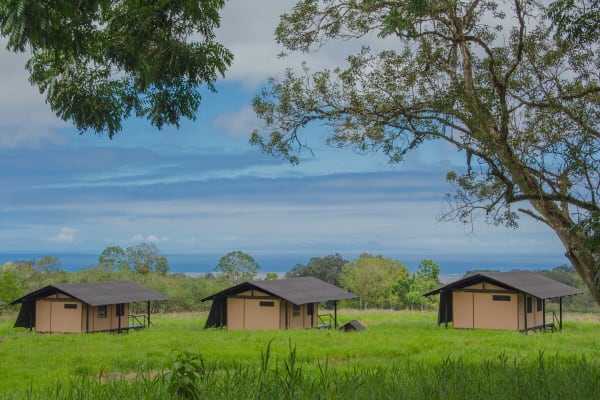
top-left (1, 310), bottom-right (599, 399)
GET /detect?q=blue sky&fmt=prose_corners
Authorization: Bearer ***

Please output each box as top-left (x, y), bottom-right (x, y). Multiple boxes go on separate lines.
top-left (0, 0), bottom-right (568, 273)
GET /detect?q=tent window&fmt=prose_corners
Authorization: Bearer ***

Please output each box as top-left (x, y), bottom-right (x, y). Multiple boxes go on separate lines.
top-left (98, 305), bottom-right (107, 318)
top-left (116, 304), bottom-right (125, 317)
top-left (64, 303), bottom-right (77, 309)
top-left (492, 295), bottom-right (511, 301)
top-left (526, 297), bottom-right (533, 313)
top-left (259, 301), bottom-right (274, 307)
top-left (292, 304), bottom-right (301, 316)
top-left (307, 303), bottom-right (314, 315)
top-left (536, 298), bottom-right (543, 312)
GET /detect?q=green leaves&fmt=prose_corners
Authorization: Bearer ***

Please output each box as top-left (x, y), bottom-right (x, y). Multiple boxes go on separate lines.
top-left (286, 253), bottom-right (347, 286)
top-left (341, 253), bottom-right (409, 309)
top-left (548, 0), bottom-right (600, 43)
top-left (0, 0), bottom-right (233, 136)
top-left (379, 1), bottom-right (428, 39)
top-left (125, 243), bottom-right (169, 275)
top-left (164, 350), bottom-right (209, 400)
top-left (214, 251), bottom-right (260, 285)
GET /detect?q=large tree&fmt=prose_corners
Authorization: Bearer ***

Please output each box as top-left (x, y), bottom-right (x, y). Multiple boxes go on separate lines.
top-left (214, 250), bottom-right (260, 285)
top-left (395, 259), bottom-right (440, 310)
top-left (251, 1), bottom-right (600, 304)
top-left (0, 0), bottom-right (233, 136)
top-left (125, 242), bottom-right (169, 275)
top-left (0, 267), bottom-right (24, 302)
top-left (286, 253), bottom-right (348, 286)
top-left (98, 246), bottom-right (129, 272)
top-left (35, 255), bottom-right (62, 274)
top-left (341, 253), bottom-right (408, 309)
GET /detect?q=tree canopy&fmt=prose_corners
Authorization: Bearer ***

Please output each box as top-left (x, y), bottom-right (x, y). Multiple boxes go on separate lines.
top-left (125, 242), bottom-right (170, 275)
top-left (35, 256), bottom-right (61, 274)
top-left (98, 246), bottom-right (128, 271)
top-left (395, 259), bottom-right (440, 310)
top-left (214, 250), bottom-right (260, 285)
top-left (341, 253), bottom-right (408, 309)
top-left (548, 0), bottom-right (600, 42)
top-left (286, 253), bottom-right (347, 286)
top-left (0, 267), bottom-right (24, 303)
top-left (0, 0), bottom-right (233, 136)
top-left (251, 0), bottom-right (600, 304)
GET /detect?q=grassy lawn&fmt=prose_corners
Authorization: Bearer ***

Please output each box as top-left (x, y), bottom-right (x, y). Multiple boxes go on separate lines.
top-left (1, 310), bottom-right (599, 398)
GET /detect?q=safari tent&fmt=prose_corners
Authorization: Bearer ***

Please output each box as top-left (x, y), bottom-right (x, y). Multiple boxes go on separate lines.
top-left (424, 271), bottom-right (583, 331)
top-left (10, 281), bottom-right (167, 333)
top-left (201, 277), bottom-right (357, 330)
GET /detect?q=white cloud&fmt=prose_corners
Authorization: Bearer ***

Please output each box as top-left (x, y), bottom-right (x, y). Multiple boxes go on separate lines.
top-left (0, 40), bottom-right (70, 148)
top-left (175, 237), bottom-right (198, 244)
top-left (216, 0), bottom-right (371, 86)
top-left (47, 227), bottom-right (78, 243)
top-left (129, 234), bottom-right (170, 243)
top-left (147, 234), bottom-right (169, 243)
top-left (212, 104), bottom-right (260, 138)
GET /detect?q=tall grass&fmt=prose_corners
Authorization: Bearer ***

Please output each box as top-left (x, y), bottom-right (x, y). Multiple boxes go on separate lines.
top-left (1, 311), bottom-right (599, 399)
top-left (5, 347), bottom-right (599, 399)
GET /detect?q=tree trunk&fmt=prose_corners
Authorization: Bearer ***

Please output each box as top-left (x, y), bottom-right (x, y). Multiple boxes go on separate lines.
top-left (553, 222), bottom-right (599, 306)
top-left (528, 197), bottom-right (599, 306)
top-left (490, 124), bottom-right (599, 306)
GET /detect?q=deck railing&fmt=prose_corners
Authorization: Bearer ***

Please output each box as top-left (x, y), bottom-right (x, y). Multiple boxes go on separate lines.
top-left (128, 314), bottom-right (148, 330)
top-left (318, 313), bottom-right (334, 329)
top-left (544, 311), bottom-right (559, 332)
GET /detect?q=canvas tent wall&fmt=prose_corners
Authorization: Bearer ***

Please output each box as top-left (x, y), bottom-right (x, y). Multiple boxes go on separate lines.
top-left (424, 271), bottom-right (583, 331)
top-left (201, 277), bottom-right (356, 330)
top-left (10, 281), bottom-right (167, 333)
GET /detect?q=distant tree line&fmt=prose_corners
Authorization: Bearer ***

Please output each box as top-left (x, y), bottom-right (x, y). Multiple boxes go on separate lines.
top-left (1, 245), bottom-right (597, 314)
top-left (0, 245), bottom-right (263, 313)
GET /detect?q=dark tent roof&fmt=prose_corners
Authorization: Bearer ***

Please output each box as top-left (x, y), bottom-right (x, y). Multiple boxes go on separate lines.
top-left (339, 320), bottom-right (366, 332)
top-left (424, 271), bottom-right (583, 299)
top-left (10, 281), bottom-right (168, 307)
top-left (201, 277), bottom-right (357, 305)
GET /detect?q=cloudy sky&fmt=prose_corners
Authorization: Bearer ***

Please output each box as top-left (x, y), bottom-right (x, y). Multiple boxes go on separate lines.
top-left (0, 0), bottom-right (568, 273)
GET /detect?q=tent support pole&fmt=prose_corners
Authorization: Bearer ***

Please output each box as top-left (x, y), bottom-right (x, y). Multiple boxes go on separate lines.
top-left (542, 299), bottom-right (546, 331)
top-left (559, 298), bottom-right (563, 330)
top-left (220, 298), bottom-right (224, 328)
top-left (444, 291), bottom-right (449, 328)
top-left (523, 295), bottom-right (528, 332)
top-left (285, 301), bottom-right (289, 329)
top-left (147, 301), bottom-right (151, 327)
top-left (334, 301), bottom-right (338, 330)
